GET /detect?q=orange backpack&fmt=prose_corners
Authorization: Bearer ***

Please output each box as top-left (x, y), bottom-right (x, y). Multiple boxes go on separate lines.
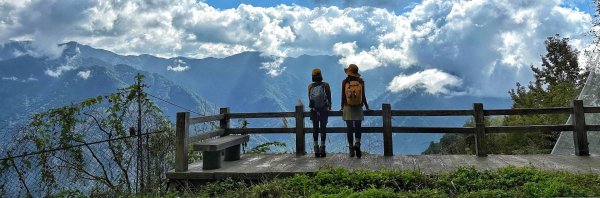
top-left (345, 80), bottom-right (363, 106)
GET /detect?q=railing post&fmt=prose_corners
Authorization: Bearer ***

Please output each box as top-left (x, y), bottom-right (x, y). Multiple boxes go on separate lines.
top-left (220, 107), bottom-right (231, 136)
top-left (572, 100), bottom-right (589, 156)
top-left (382, 104), bottom-right (393, 156)
top-left (295, 102), bottom-right (305, 156)
top-left (175, 112), bottom-right (190, 172)
top-left (473, 103), bottom-right (487, 157)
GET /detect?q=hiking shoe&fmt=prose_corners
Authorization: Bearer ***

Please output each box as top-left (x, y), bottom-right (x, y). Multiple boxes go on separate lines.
top-left (354, 142), bottom-right (362, 159)
top-left (349, 146), bottom-right (355, 158)
top-left (314, 146), bottom-right (321, 158)
top-left (320, 145), bottom-right (326, 158)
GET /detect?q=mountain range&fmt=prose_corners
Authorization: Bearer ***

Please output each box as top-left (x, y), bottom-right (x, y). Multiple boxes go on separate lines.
top-left (0, 41), bottom-right (512, 154)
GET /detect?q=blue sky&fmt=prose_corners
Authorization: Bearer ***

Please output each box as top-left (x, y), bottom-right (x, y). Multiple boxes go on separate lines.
top-left (0, 0), bottom-right (596, 97)
top-left (205, 0), bottom-right (596, 15)
top-left (205, 0), bottom-right (422, 13)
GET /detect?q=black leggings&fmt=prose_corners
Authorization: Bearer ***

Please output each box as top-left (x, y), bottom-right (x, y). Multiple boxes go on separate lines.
top-left (346, 120), bottom-right (362, 145)
top-left (311, 111), bottom-right (327, 142)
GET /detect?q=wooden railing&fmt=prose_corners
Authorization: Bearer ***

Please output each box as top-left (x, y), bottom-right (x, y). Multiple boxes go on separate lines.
top-left (174, 100), bottom-right (595, 172)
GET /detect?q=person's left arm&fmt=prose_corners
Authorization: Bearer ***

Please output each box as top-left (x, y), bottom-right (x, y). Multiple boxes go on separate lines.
top-left (361, 80), bottom-right (370, 110)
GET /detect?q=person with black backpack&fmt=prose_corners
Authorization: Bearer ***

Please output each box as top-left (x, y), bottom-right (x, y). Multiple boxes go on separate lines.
top-left (308, 68), bottom-right (331, 158)
top-left (341, 64), bottom-right (370, 158)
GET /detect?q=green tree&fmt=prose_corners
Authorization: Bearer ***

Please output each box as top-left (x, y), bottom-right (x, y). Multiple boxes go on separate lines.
top-left (425, 35), bottom-right (588, 154)
top-left (0, 74), bottom-right (175, 197)
top-left (503, 34), bottom-right (587, 154)
top-left (509, 34), bottom-right (586, 109)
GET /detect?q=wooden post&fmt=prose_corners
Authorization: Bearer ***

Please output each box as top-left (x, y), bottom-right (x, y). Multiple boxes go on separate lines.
top-left (382, 104), bottom-right (393, 156)
top-left (175, 112), bottom-right (190, 172)
top-left (473, 103), bottom-right (487, 157)
top-left (220, 107), bottom-right (240, 161)
top-left (202, 151), bottom-right (221, 170)
top-left (220, 107), bottom-right (231, 135)
top-left (224, 144), bottom-right (241, 161)
top-left (295, 102), bottom-right (305, 156)
top-left (572, 100), bottom-right (589, 156)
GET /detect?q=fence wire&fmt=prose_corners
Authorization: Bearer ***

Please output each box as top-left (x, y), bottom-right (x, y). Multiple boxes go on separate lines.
top-left (0, 125), bottom-right (174, 197)
top-left (0, 89), bottom-right (181, 197)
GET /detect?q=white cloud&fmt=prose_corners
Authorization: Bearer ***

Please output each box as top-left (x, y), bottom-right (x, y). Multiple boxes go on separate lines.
top-left (0, 0), bottom-right (593, 95)
top-left (45, 65), bottom-right (74, 77)
top-left (333, 42), bottom-right (413, 70)
top-left (167, 65), bottom-right (189, 72)
top-left (260, 57), bottom-right (286, 77)
top-left (193, 43), bottom-right (250, 59)
top-left (12, 49), bottom-right (27, 57)
top-left (0, 0), bottom-right (94, 58)
top-left (44, 47), bottom-right (80, 77)
top-left (167, 59), bottom-right (190, 72)
top-left (332, 42), bottom-right (356, 56)
top-left (310, 15), bottom-right (364, 35)
top-left (255, 20), bottom-right (296, 57)
top-left (2, 76), bottom-right (18, 81)
top-left (387, 69), bottom-right (463, 95)
top-left (334, 42), bottom-right (381, 70)
top-left (338, 50), bottom-right (381, 71)
top-left (1, 76), bottom-right (38, 82)
top-left (355, 0), bottom-right (592, 96)
top-left (77, 70), bottom-right (91, 79)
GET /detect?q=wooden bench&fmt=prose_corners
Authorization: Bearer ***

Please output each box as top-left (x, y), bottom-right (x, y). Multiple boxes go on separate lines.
top-left (193, 134), bottom-right (250, 170)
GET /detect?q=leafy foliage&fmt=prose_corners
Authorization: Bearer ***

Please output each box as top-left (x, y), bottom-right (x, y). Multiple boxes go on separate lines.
top-left (0, 74), bottom-right (175, 197)
top-left (425, 34), bottom-right (588, 154)
top-left (161, 166), bottom-right (600, 198)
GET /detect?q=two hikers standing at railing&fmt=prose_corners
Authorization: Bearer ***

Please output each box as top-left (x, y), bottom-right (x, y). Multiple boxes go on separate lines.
top-left (308, 64), bottom-right (370, 159)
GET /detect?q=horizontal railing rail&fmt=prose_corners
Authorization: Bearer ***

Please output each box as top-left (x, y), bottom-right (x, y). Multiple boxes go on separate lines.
top-left (484, 107), bottom-right (572, 116)
top-left (227, 127), bottom-right (475, 134)
top-left (485, 125), bottom-right (573, 133)
top-left (229, 112), bottom-right (295, 119)
top-left (189, 114), bottom-right (223, 125)
top-left (174, 100), bottom-right (593, 172)
top-left (392, 110), bottom-right (473, 116)
top-left (195, 107), bottom-right (600, 121)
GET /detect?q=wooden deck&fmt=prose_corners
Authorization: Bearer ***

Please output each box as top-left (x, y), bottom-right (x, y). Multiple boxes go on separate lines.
top-left (166, 154), bottom-right (600, 181)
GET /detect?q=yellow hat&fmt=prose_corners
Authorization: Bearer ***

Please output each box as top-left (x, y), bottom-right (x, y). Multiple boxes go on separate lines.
top-left (312, 68), bottom-right (321, 76)
top-left (344, 64), bottom-right (360, 77)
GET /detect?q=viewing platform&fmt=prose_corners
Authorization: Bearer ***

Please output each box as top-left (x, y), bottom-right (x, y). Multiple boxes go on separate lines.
top-left (167, 100), bottom-right (599, 183)
top-left (166, 154), bottom-right (600, 181)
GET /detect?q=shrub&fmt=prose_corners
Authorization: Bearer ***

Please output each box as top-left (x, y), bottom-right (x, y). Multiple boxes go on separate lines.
top-left (182, 166), bottom-right (600, 198)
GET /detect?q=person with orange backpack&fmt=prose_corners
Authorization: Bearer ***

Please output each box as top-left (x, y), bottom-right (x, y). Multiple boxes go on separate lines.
top-left (341, 64), bottom-right (370, 158)
top-left (308, 68), bottom-right (331, 157)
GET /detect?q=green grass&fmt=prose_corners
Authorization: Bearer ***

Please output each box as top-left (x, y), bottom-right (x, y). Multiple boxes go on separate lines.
top-left (157, 166), bottom-right (600, 198)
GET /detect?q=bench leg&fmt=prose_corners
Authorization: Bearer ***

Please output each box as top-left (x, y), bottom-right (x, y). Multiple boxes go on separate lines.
top-left (202, 151), bottom-right (221, 170)
top-left (224, 144), bottom-right (241, 161)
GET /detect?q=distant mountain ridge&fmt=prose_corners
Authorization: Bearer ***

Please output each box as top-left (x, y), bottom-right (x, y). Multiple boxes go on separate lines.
top-left (1, 41), bottom-right (512, 154)
top-left (0, 42), bottom-right (216, 137)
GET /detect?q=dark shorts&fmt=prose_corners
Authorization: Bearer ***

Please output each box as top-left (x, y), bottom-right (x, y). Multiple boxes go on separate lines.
top-left (310, 109), bottom-right (329, 123)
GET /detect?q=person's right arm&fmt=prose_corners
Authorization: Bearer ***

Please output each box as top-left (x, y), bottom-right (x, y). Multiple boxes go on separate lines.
top-left (361, 80), bottom-right (370, 111)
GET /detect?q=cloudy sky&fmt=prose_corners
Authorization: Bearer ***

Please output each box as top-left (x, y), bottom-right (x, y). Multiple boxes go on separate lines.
top-left (0, 0), bottom-right (596, 97)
